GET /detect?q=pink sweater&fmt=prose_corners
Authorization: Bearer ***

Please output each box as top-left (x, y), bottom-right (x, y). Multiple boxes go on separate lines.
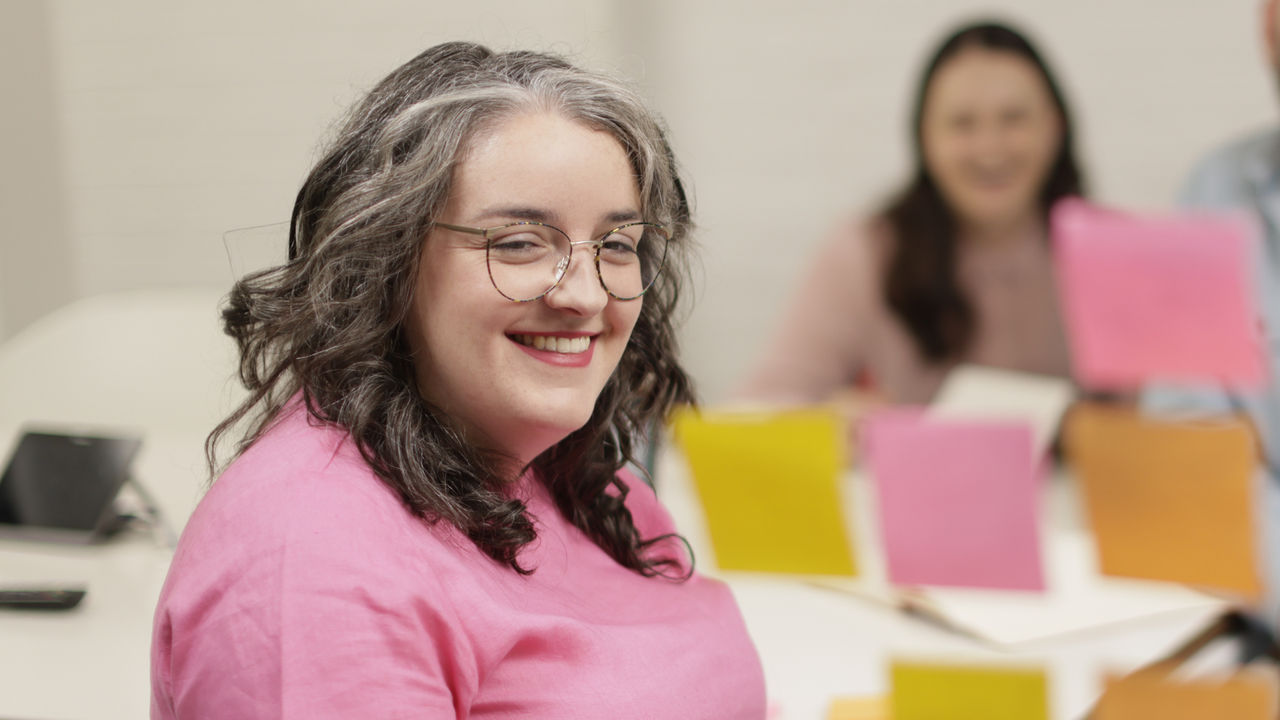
top-left (740, 218), bottom-right (1071, 404)
top-left (151, 404), bottom-right (765, 719)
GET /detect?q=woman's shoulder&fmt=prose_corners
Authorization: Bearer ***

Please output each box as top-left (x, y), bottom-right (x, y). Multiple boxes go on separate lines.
top-left (175, 404), bottom-right (459, 579)
top-left (204, 406), bottom-right (396, 523)
top-left (814, 213), bottom-right (894, 271)
top-left (153, 406), bottom-right (482, 719)
top-left (819, 210), bottom-right (890, 254)
top-left (157, 406), bottom-right (482, 662)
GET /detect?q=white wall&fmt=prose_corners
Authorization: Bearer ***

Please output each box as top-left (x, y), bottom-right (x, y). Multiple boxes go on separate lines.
top-left (0, 1), bottom-right (75, 340)
top-left (35, 0), bottom-right (635, 299)
top-left (1, 0), bottom-right (1275, 401)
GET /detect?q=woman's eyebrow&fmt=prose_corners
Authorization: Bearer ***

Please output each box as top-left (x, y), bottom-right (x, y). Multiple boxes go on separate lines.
top-left (472, 206), bottom-right (553, 224)
top-left (472, 207), bottom-right (644, 226)
top-left (604, 210), bottom-right (643, 224)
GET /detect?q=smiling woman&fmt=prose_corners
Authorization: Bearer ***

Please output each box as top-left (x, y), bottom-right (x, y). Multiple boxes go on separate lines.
top-left (740, 20), bottom-right (1085, 415)
top-left (149, 42), bottom-right (765, 719)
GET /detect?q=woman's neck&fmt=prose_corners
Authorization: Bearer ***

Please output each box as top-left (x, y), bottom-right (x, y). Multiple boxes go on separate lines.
top-left (957, 210), bottom-right (1044, 247)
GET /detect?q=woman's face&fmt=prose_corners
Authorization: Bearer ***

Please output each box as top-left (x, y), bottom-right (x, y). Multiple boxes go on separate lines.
top-left (920, 47), bottom-right (1063, 232)
top-left (406, 111), bottom-right (645, 465)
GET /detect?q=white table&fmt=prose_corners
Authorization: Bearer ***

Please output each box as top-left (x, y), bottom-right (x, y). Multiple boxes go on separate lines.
top-left (0, 534), bottom-right (172, 718)
top-left (0, 288), bottom-right (234, 719)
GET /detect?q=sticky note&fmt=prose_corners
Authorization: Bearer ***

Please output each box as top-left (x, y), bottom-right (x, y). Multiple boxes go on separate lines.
top-left (890, 661), bottom-right (1049, 720)
top-left (1064, 402), bottom-right (1261, 597)
top-left (670, 406), bottom-right (856, 575)
top-left (1052, 198), bottom-right (1264, 390)
top-left (826, 696), bottom-right (888, 720)
top-left (865, 413), bottom-right (1044, 591)
top-left (1095, 671), bottom-right (1276, 719)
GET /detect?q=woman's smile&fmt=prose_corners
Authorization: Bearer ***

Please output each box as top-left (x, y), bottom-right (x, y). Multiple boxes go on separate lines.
top-left (510, 333), bottom-right (593, 354)
top-left (509, 332), bottom-right (597, 368)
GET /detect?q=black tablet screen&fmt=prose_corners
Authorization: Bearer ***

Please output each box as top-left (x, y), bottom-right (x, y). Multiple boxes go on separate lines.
top-left (0, 432), bottom-right (142, 532)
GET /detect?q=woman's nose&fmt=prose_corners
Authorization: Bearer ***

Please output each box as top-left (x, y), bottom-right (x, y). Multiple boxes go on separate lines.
top-left (543, 246), bottom-right (608, 315)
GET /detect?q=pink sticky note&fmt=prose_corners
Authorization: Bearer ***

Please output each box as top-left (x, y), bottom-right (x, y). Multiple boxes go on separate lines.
top-left (1052, 198), bottom-right (1265, 390)
top-left (867, 413), bottom-right (1043, 591)
top-left (860, 406), bottom-right (927, 464)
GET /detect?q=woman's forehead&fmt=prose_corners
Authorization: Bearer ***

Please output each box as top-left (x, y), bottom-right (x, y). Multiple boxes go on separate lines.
top-left (446, 112), bottom-right (641, 222)
top-left (924, 48), bottom-right (1053, 115)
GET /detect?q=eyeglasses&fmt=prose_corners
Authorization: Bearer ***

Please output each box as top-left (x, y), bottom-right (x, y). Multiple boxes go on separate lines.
top-left (435, 221), bottom-right (670, 302)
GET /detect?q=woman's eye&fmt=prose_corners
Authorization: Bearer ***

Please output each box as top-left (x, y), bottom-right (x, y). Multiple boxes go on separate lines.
top-left (1001, 108), bottom-right (1029, 126)
top-left (489, 233), bottom-right (554, 262)
top-left (491, 233), bottom-right (547, 251)
top-left (599, 238), bottom-right (640, 263)
top-left (603, 238), bottom-right (638, 252)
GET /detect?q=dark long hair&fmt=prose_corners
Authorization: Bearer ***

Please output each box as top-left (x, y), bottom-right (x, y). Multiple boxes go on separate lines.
top-left (882, 21), bottom-right (1084, 361)
top-left (208, 42), bottom-right (696, 577)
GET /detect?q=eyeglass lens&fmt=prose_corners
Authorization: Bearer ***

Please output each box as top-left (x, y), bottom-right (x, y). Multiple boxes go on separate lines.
top-left (486, 223), bottom-right (668, 301)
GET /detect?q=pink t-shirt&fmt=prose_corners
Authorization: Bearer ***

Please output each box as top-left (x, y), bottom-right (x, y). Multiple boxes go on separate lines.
top-left (151, 404), bottom-right (765, 718)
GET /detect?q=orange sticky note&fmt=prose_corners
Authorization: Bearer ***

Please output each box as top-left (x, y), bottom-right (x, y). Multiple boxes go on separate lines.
top-left (670, 407), bottom-right (856, 576)
top-left (890, 661), bottom-right (1049, 720)
top-left (1095, 671), bottom-right (1276, 719)
top-left (1064, 403), bottom-right (1261, 596)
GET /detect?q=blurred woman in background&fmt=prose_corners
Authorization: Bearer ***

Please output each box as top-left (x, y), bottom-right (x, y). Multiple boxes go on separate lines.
top-left (740, 20), bottom-right (1084, 414)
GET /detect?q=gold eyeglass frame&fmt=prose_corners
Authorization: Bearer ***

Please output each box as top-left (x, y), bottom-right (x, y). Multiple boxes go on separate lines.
top-left (434, 221), bottom-right (670, 302)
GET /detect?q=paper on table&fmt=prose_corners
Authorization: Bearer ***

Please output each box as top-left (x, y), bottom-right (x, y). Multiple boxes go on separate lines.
top-left (1052, 198), bottom-right (1265, 390)
top-left (890, 661), bottom-right (1049, 720)
top-left (1095, 670), bottom-right (1277, 719)
top-left (896, 530), bottom-right (1228, 647)
top-left (669, 406), bottom-right (857, 576)
top-left (929, 364), bottom-right (1076, 459)
top-left (813, 481), bottom-right (1227, 647)
top-left (865, 413), bottom-right (1044, 591)
top-left (1064, 402), bottom-right (1262, 597)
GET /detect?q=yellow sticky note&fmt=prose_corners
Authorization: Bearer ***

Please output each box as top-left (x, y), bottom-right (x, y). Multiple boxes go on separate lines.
top-left (826, 695), bottom-right (888, 720)
top-left (1095, 671), bottom-right (1277, 719)
top-left (670, 406), bottom-right (856, 576)
top-left (890, 661), bottom-right (1049, 720)
top-left (1064, 403), bottom-right (1261, 597)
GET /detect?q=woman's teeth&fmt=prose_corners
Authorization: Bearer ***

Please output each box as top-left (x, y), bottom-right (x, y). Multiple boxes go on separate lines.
top-left (514, 334), bottom-right (591, 354)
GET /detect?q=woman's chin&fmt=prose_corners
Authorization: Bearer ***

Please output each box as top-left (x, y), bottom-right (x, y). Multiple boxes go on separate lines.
top-left (500, 410), bottom-right (597, 464)
top-left (952, 187), bottom-right (1044, 230)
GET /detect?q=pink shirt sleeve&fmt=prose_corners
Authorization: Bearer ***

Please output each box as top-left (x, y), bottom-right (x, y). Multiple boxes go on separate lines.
top-left (737, 219), bottom-right (883, 404)
top-left (152, 440), bottom-right (477, 719)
